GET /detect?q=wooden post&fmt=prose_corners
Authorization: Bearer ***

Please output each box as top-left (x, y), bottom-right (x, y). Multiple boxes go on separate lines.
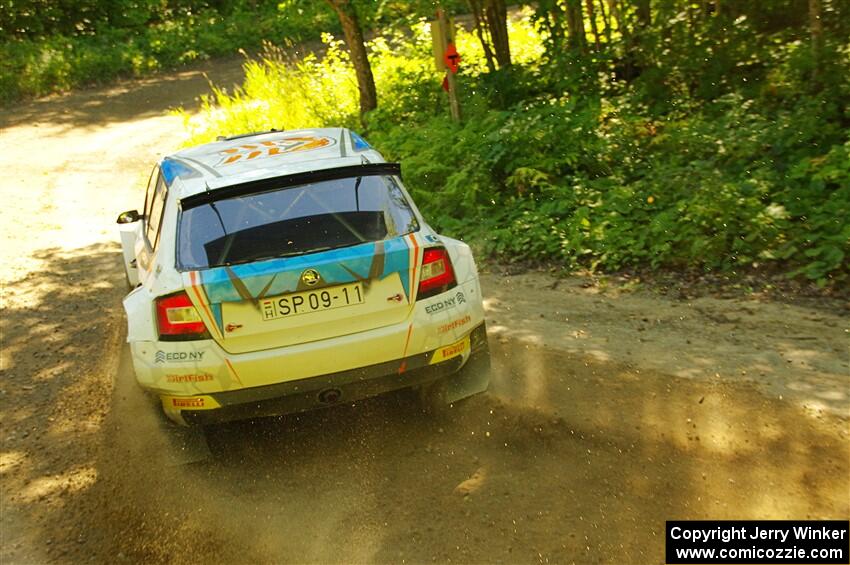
top-left (433, 8), bottom-right (461, 123)
top-left (809, 0), bottom-right (823, 77)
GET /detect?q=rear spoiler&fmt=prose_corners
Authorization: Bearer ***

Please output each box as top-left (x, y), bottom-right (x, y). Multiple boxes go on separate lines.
top-left (180, 163), bottom-right (402, 211)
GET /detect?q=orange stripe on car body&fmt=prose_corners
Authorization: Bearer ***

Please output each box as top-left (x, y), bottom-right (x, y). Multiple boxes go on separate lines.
top-left (399, 323), bottom-right (414, 374)
top-left (407, 233), bottom-right (420, 303)
top-left (224, 359), bottom-right (244, 387)
top-left (189, 271), bottom-right (221, 340)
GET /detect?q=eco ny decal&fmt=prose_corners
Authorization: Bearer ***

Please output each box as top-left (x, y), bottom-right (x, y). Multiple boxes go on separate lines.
top-left (425, 291), bottom-right (466, 314)
top-left (217, 136), bottom-right (335, 165)
top-left (155, 351), bottom-right (206, 363)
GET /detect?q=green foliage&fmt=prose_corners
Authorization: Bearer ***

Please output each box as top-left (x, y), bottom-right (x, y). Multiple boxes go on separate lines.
top-left (179, 5), bottom-right (848, 285)
top-left (179, 36), bottom-right (360, 141)
top-left (782, 142), bottom-right (850, 284)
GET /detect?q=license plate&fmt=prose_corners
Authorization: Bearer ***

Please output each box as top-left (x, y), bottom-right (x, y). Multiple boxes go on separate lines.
top-left (259, 282), bottom-right (364, 321)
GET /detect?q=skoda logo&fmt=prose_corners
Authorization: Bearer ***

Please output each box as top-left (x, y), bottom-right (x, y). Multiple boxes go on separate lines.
top-left (301, 269), bottom-right (320, 286)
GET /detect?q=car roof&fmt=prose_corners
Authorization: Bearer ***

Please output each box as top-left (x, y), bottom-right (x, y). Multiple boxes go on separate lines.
top-left (161, 127), bottom-right (386, 199)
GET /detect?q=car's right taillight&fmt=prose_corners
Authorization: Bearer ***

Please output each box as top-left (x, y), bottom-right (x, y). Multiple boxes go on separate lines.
top-left (156, 291), bottom-right (210, 341)
top-left (417, 247), bottom-right (457, 300)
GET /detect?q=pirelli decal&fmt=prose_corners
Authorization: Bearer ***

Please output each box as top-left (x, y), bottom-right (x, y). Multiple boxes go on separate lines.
top-left (430, 335), bottom-right (470, 365)
top-left (160, 395), bottom-right (221, 411)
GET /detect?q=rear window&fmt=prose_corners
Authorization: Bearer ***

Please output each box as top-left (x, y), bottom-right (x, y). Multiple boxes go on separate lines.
top-left (177, 175), bottom-right (419, 270)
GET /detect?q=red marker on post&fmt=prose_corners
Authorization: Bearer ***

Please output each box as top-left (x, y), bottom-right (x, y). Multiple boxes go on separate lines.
top-left (444, 43), bottom-right (461, 74)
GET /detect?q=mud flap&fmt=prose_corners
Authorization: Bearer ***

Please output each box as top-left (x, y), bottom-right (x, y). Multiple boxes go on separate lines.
top-left (444, 333), bottom-right (491, 405)
top-left (153, 409), bottom-right (212, 466)
top-left (116, 345), bottom-right (212, 466)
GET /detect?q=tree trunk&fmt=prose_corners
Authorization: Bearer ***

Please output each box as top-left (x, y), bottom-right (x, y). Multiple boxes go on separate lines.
top-left (565, 0), bottom-right (586, 51)
top-left (548, 1), bottom-right (567, 50)
top-left (468, 0), bottom-right (497, 73)
top-left (585, 0), bottom-right (602, 52)
top-left (607, 0), bottom-right (636, 79)
top-left (484, 0), bottom-right (511, 68)
top-left (686, 0), bottom-right (694, 33)
top-left (466, 0), bottom-right (511, 69)
top-left (325, 0), bottom-right (377, 122)
top-left (635, 0), bottom-right (651, 28)
top-left (809, 0), bottom-right (823, 67)
top-left (598, 0), bottom-right (612, 46)
top-left (606, 0), bottom-right (625, 41)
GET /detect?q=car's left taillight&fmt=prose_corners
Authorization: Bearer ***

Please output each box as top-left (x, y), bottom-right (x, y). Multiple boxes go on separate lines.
top-left (156, 292), bottom-right (210, 341)
top-left (417, 247), bottom-right (457, 300)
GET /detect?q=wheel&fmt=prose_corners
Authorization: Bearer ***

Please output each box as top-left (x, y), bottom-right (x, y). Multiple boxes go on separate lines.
top-left (418, 378), bottom-right (450, 416)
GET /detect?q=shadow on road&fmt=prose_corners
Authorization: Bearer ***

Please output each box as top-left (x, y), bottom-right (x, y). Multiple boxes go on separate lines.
top-left (0, 56), bottom-right (246, 131)
top-left (0, 243), bottom-right (126, 563)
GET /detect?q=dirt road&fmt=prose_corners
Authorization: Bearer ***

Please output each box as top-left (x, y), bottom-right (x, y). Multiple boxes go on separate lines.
top-left (1, 60), bottom-right (848, 564)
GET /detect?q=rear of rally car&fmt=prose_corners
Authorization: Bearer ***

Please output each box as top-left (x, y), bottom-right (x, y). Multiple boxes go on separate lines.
top-left (128, 163), bottom-right (489, 425)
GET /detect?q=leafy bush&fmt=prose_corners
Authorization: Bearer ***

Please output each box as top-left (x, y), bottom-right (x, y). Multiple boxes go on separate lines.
top-left (179, 35), bottom-right (360, 142)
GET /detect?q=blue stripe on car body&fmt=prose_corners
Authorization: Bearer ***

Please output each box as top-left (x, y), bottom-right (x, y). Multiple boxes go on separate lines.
top-left (199, 237), bottom-right (412, 303)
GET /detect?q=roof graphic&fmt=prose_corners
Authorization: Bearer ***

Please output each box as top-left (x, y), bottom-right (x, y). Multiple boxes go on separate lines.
top-left (163, 128), bottom-right (384, 198)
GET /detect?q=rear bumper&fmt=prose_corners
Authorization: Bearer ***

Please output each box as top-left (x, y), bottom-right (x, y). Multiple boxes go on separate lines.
top-left (173, 323), bottom-right (489, 426)
top-left (130, 276), bottom-right (487, 395)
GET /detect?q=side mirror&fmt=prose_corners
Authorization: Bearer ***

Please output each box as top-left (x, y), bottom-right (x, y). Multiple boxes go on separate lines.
top-left (117, 210), bottom-right (141, 224)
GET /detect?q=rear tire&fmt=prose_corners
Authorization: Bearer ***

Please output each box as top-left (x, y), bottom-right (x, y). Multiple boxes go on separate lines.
top-left (417, 378), bottom-right (450, 417)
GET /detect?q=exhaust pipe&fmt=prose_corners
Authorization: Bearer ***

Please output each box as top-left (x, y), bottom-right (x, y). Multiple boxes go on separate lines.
top-left (317, 388), bottom-right (342, 404)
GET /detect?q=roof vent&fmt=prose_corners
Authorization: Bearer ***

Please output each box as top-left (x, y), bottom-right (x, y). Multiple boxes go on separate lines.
top-left (216, 129), bottom-right (283, 142)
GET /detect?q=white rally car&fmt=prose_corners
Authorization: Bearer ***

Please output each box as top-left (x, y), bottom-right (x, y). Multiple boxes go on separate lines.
top-left (118, 128), bottom-right (489, 426)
